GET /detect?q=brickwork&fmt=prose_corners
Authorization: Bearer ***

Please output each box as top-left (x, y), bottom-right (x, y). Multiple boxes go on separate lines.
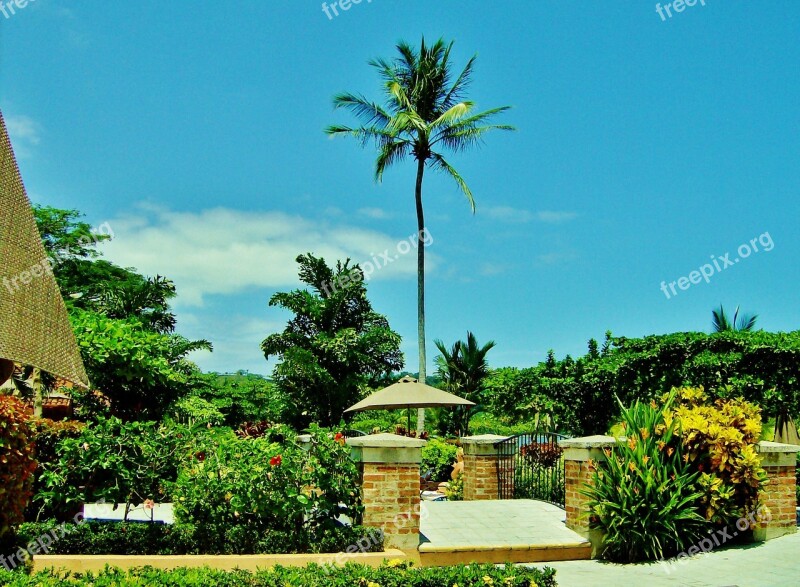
top-left (760, 465), bottom-right (796, 532)
top-left (463, 453), bottom-right (500, 500)
top-left (564, 459), bottom-right (597, 533)
top-left (360, 463), bottom-right (421, 544)
top-left (347, 434), bottom-right (425, 551)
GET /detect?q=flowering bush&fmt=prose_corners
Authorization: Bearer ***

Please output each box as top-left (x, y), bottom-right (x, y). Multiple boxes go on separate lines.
top-left (583, 395), bottom-right (707, 563)
top-left (0, 396), bottom-right (36, 545)
top-left (421, 437), bottom-right (458, 482)
top-left (173, 425), bottom-right (363, 553)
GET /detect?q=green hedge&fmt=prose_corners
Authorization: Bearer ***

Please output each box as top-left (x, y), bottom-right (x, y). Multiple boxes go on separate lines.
top-left (0, 562), bottom-right (557, 586)
top-left (15, 521), bottom-right (383, 556)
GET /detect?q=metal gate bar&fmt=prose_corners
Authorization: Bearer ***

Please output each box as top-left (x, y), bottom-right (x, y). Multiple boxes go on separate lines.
top-left (494, 432), bottom-right (566, 508)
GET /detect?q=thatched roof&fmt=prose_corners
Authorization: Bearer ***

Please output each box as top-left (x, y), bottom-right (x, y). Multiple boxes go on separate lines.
top-left (0, 109), bottom-right (89, 387)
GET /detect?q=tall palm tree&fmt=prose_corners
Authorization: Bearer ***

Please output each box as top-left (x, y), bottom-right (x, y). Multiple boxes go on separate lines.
top-left (434, 331), bottom-right (496, 436)
top-left (712, 305), bottom-right (758, 332)
top-left (326, 38), bottom-right (513, 432)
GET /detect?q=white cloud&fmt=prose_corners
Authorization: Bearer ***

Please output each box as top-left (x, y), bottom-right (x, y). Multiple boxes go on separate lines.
top-left (483, 206), bottom-right (577, 224)
top-left (536, 251), bottom-right (578, 265)
top-left (98, 205), bottom-right (439, 307)
top-left (358, 207), bottom-right (391, 220)
top-left (535, 211), bottom-right (578, 224)
top-left (5, 115), bottom-right (41, 158)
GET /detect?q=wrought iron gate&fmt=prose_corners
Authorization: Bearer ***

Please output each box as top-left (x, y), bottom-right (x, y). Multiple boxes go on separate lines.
top-left (494, 432), bottom-right (567, 507)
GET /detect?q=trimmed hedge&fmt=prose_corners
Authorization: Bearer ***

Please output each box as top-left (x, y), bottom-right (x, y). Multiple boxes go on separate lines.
top-left (15, 521), bottom-right (383, 555)
top-left (0, 561), bottom-right (557, 586)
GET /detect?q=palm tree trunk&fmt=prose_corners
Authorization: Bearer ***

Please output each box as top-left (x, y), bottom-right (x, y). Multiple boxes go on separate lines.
top-left (415, 158), bottom-right (427, 434)
top-left (32, 367), bottom-right (43, 418)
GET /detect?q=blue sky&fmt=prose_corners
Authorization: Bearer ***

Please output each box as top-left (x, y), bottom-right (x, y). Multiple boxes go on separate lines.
top-left (1, 1), bottom-right (798, 375)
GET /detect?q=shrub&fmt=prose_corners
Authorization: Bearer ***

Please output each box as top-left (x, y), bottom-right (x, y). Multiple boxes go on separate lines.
top-left (0, 561), bottom-right (557, 586)
top-left (583, 395), bottom-right (708, 563)
top-left (171, 396), bottom-right (224, 428)
top-left (421, 438), bottom-right (458, 482)
top-left (0, 396), bottom-right (37, 546)
top-left (670, 387), bottom-right (767, 525)
top-left (796, 453), bottom-right (799, 505)
top-left (35, 417), bottom-right (189, 519)
top-left (14, 520), bottom-right (382, 556)
top-left (25, 419), bottom-right (84, 521)
top-left (173, 425), bottom-right (362, 553)
top-left (445, 471), bottom-right (464, 501)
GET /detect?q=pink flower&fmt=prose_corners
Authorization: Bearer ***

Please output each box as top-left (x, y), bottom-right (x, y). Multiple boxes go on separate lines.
top-left (270, 455), bottom-right (282, 467)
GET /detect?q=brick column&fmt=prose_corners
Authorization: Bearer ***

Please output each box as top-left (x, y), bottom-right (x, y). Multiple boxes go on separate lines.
top-left (461, 434), bottom-right (508, 500)
top-left (754, 441), bottom-right (800, 541)
top-left (347, 433), bottom-right (425, 551)
top-left (559, 435), bottom-right (615, 558)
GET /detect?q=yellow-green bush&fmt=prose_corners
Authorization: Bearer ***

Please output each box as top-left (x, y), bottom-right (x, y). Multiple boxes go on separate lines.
top-left (669, 387), bottom-right (767, 524)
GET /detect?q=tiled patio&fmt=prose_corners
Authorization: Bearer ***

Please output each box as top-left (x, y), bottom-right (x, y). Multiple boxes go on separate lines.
top-left (418, 499), bottom-right (591, 565)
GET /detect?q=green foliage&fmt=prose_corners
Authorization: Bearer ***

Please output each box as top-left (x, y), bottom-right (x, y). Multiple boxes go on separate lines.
top-left (70, 308), bottom-right (211, 421)
top-left (0, 396), bottom-right (36, 543)
top-left (483, 331), bottom-right (800, 436)
top-left (583, 395), bottom-right (707, 563)
top-left (35, 417), bottom-right (188, 519)
top-left (445, 471), bottom-right (464, 501)
top-left (262, 254), bottom-right (403, 428)
top-left (420, 438), bottom-right (458, 482)
top-left (173, 426), bottom-right (363, 553)
top-left (171, 396), bottom-right (225, 428)
top-left (195, 371), bottom-right (285, 427)
top-left (434, 331), bottom-right (495, 436)
top-left (25, 419), bottom-right (84, 521)
top-left (14, 521), bottom-right (382, 556)
top-left (0, 561), bottom-right (557, 587)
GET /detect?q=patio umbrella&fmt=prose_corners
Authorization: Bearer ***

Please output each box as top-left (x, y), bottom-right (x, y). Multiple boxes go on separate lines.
top-left (773, 410), bottom-right (800, 446)
top-left (0, 110), bottom-right (89, 388)
top-left (344, 375), bottom-right (475, 431)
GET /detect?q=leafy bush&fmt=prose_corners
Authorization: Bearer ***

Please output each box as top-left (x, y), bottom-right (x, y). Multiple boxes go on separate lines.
top-left (15, 520), bottom-right (382, 555)
top-left (173, 425), bottom-right (362, 553)
top-left (0, 561), bottom-right (557, 586)
top-left (444, 471), bottom-right (464, 501)
top-left (796, 453), bottom-right (800, 505)
top-left (171, 396), bottom-right (224, 427)
top-left (583, 395), bottom-right (708, 563)
top-left (25, 419), bottom-right (84, 521)
top-left (0, 396), bottom-right (37, 546)
top-left (36, 417), bottom-right (189, 519)
top-left (671, 387), bottom-right (767, 525)
top-left (421, 438), bottom-right (458, 482)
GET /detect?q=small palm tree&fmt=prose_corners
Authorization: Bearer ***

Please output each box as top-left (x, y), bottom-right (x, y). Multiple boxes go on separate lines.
top-left (712, 305), bottom-right (758, 332)
top-left (434, 331), bottom-right (495, 436)
top-left (326, 38), bottom-right (513, 432)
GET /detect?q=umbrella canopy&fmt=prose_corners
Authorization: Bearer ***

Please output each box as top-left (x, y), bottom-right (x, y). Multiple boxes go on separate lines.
top-left (773, 411), bottom-right (800, 446)
top-left (345, 375), bottom-right (475, 413)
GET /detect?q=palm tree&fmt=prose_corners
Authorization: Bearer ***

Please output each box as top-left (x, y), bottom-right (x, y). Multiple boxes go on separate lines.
top-left (712, 305), bottom-right (758, 332)
top-left (434, 331), bottom-right (496, 436)
top-left (326, 38), bottom-right (513, 432)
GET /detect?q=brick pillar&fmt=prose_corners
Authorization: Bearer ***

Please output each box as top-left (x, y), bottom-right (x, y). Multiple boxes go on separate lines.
top-left (560, 435), bottom-right (615, 558)
top-left (754, 441), bottom-right (800, 541)
top-left (461, 434), bottom-right (508, 500)
top-left (347, 433), bottom-right (425, 551)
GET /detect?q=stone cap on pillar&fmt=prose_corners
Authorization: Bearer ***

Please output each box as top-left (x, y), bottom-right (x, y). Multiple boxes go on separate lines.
top-left (756, 440), bottom-right (800, 467)
top-left (461, 434), bottom-right (508, 456)
top-left (559, 435), bottom-right (618, 462)
top-left (347, 433), bottom-right (426, 464)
